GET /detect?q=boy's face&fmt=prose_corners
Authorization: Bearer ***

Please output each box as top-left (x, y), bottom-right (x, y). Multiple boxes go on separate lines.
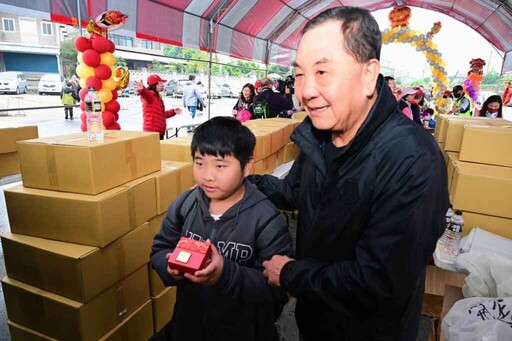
top-left (193, 151), bottom-right (252, 205)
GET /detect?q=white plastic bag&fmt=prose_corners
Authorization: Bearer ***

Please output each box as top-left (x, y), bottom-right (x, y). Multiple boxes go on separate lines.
top-left (442, 297), bottom-right (512, 341)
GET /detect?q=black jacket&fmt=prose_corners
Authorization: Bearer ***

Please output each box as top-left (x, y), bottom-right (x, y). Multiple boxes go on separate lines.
top-left (249, 76), bottom-right (449, 340)
top-left (150, 181), bottom-right (293, 341)
top-left (254, 88), bottom-right (293, 118)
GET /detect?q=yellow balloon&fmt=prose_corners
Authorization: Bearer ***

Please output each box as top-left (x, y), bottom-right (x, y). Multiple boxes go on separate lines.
top-left (76, 63), bottom-right (94, 79)
top-left (97, 88), bottom-right (113, 103)
top-left (100, 52), bottom-right (116, 67)
top-left (77, 52), bottom-right (83, 64)
top-left (102, 78), bottom-right (117, 91)
top-left (101, 103), bottom-right (106, 112)
top-left (79, 77), bottom-right (86, 89)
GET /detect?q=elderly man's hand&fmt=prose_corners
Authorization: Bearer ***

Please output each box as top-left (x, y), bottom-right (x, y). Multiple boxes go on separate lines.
top-left (262, 255), bottom-right (295, 287)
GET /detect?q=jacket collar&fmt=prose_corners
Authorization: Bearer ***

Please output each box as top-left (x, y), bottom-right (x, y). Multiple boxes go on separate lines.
top-left (291, 74), bottom-right (398, 174)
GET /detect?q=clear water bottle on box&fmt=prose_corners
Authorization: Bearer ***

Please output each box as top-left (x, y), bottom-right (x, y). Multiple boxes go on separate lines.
top-left (443, 210), bottom-right (464, 258)
top-left (84, 87), bottom-right (104, 141)
top-left (436, 205), bottom-right (454, 253)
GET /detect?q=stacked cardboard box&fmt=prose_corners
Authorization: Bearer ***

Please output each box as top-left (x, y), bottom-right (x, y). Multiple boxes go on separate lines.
top-left (436, 119), bottom-right (512, 240)
top-left (0, 125), bottom-right (38, 177)
top-left (1, 130), bottom-right (193, 340)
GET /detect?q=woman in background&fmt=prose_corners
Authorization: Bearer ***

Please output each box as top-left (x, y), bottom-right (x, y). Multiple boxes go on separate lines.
top-left (232, 83), bottom-right (255, 122)
top-left (474, 95), bottom-right (503, 118)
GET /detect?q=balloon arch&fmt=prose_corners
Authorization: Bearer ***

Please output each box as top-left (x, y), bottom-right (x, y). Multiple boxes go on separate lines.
top-left (381, 6), bottom-right (449, 105)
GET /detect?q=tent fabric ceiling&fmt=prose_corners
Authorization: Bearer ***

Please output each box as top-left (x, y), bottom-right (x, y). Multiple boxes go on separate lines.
top-left (1, 0), bottom-right (511, 67)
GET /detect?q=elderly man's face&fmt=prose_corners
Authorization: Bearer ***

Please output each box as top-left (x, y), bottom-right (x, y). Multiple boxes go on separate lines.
top-left (293, 20), bottom-right (378, 134)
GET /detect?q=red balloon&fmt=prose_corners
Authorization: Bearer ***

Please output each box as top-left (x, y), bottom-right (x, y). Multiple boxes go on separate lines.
top-left (106, 122), bottom-right (121, 130)
top-left (81, 112), bottom-right (87, 123)
top-left (91, 36), bottom-right (110, 53)
top-left (113, 111), bottom-right (119, 121)
top-left (94, 64), bottom-right (112, 80)
top-left (80, 122), bottom-right (87, 132)
top-left (82, 49), bottom-right (101, 67)
top-left (102, 111), bottom-right (115, 127)
top-left (111, 90), bottom-right (118, 100)
top-left (107, 40), bottom-right (116, 53)
top-left (80, 102), bottom-right (86, 111)
top-left (85, 76), bottom-right (103, 91)
top-left (74, 37), bottom-right (92, 52)
top-left (79, 88), bottom-right (89, 101)
top-left (105, 100), bottom-right (120, 113)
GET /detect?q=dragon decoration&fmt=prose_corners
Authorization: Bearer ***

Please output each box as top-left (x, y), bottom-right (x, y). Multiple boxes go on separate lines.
top-left (74, 11), bottom-right (129, 132)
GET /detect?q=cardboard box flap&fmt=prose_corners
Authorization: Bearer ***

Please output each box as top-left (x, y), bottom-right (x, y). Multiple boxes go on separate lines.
top-left (454, 160), bottom-right (512, 179)
top-left (5, 183), bottom-right (127, 202)
top-left (0, 125), bottom-right (38, 154)
top-left (8, 320), bottom-right (57, 340)
top-left (17, 131), bottom-right (157, 148)
top-left (1, 232), bottom-right (96, 259)
top-left (2, 277), bottom-right (81, 308)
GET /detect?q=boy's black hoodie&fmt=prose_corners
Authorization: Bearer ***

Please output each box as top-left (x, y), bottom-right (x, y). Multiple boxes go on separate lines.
top-left (151, 181), bottom-right (292, 341)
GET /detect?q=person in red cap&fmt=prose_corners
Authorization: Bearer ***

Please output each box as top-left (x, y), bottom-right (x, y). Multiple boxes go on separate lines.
top-left (135, 75), bottom-right (182, 140)
top-left (435, 89), bottom-right (453, 115)
top-left (254, 80), bottom-right (262, 95)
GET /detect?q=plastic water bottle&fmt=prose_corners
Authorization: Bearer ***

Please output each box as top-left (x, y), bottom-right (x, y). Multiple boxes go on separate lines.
top-left (437, 206), bottom-right (455, 250)
top-left (85, 87), bottom-right (104, 141)
top-left (443, 210), bottom-right (464, 258)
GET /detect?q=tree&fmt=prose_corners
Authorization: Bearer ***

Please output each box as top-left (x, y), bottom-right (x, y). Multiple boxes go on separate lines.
top-left (60, 38), bottom-right (78, 77)
top-left (151, 59), bottom-right (166, 72)
top-left (482, 71), bottom-right (500, 85)
top-left (115, 56), bottom-right (127, 68)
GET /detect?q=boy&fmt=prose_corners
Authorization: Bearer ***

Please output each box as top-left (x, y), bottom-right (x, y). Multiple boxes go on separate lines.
top-left (150, 117), bottom-right (292, 341)
top-left (60, 80), bottom-right (77, 120)
top-left (422, 108), bottom-right (436, 130)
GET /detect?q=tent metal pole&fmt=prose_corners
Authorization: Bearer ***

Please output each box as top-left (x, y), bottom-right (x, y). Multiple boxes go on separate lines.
top-left (77, 0), bottom-right (82, 35)
top-left (207, 18), bottom-right (213, 120)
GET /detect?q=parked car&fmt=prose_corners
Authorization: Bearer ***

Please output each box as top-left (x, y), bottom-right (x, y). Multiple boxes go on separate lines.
top-left (198, 82), bottom-right (222, 99)
top-left (0, 71), bottom-right (27, 94)
top-left (164, 79), bottom-right (188, 97)
top-left (38, 73), bottom-right (63, 95)
top-left (218, 83), bottom-right (236, 97)
top-left (118, 81), bottom-right (135, 97)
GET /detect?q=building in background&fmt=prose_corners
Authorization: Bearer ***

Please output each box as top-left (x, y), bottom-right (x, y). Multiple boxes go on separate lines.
top-left (0, 12), bottom-right (62, 76)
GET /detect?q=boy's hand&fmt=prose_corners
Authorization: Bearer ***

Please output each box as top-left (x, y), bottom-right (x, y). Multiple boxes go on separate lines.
top-left (166, 253), bottom-right (184, 280)
top-left (184, 242), bottom-right (223, 285)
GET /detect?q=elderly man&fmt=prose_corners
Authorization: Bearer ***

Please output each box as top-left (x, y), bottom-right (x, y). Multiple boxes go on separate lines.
top-left (249, 6), bottom-right (448, 341)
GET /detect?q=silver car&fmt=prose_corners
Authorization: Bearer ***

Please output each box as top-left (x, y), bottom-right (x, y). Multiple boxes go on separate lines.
top-left (0, 71), bottom-right (27, 94)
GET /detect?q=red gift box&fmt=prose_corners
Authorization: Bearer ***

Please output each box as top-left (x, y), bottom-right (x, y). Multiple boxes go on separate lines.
top-left (168, 237), bottom-right (212, 274)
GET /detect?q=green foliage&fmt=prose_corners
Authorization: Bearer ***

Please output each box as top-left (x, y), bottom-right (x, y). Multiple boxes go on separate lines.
top-left (60, 38), bottom-right (78, 77)
top-left (115, 56), bottom-right (127, 67)
top-left (482, 71), bottom-right (500, 85)
top-left (151, 59), bottom-right (166, 71)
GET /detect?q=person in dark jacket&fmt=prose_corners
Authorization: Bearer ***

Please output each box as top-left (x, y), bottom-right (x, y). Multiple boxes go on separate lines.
top-left (136, 74), bottom-right (182, 140)
top-left (150, 117), bottom-right (293, 341)
top-left (250, 7), bottom-right (449, 341)
top-left (253, 77), bottom-right (293, 118)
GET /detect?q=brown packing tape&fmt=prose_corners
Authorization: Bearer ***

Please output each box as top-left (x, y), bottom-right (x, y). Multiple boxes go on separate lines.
top-left (116, 284), bottom-right (128, 323)
top-left (45, 145), bottom-right (59, 188)
top-left (125, 139), bottom-right (138, 178)
top-left (127, 188), bottom-right (137, 228)
top-left (115, 242), bottom-right (127, 294)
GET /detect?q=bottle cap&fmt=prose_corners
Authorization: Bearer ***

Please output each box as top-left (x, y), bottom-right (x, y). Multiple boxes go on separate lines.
top-left (455, 210), bottom-right (463, 215)
top-left (88, 87), bottom-right (96, 91)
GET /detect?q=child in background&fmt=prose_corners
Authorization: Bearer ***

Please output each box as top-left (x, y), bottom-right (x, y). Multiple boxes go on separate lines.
top-left (61, 80), bottom-right (76, 120)
top-left (422, 108), bottom-right (436, 130)
top-left (150, 117), bottom-right (292, 341)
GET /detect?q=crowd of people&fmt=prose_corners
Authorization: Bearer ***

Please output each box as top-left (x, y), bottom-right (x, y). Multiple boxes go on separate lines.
top-left (386, 75), bottom-right (509, 132)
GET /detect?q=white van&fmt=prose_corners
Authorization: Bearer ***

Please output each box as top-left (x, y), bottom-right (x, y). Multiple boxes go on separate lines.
top-left (0, 71), bottom-right (27, 94)
top-left (38, 73), bottom-right (64, 95)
